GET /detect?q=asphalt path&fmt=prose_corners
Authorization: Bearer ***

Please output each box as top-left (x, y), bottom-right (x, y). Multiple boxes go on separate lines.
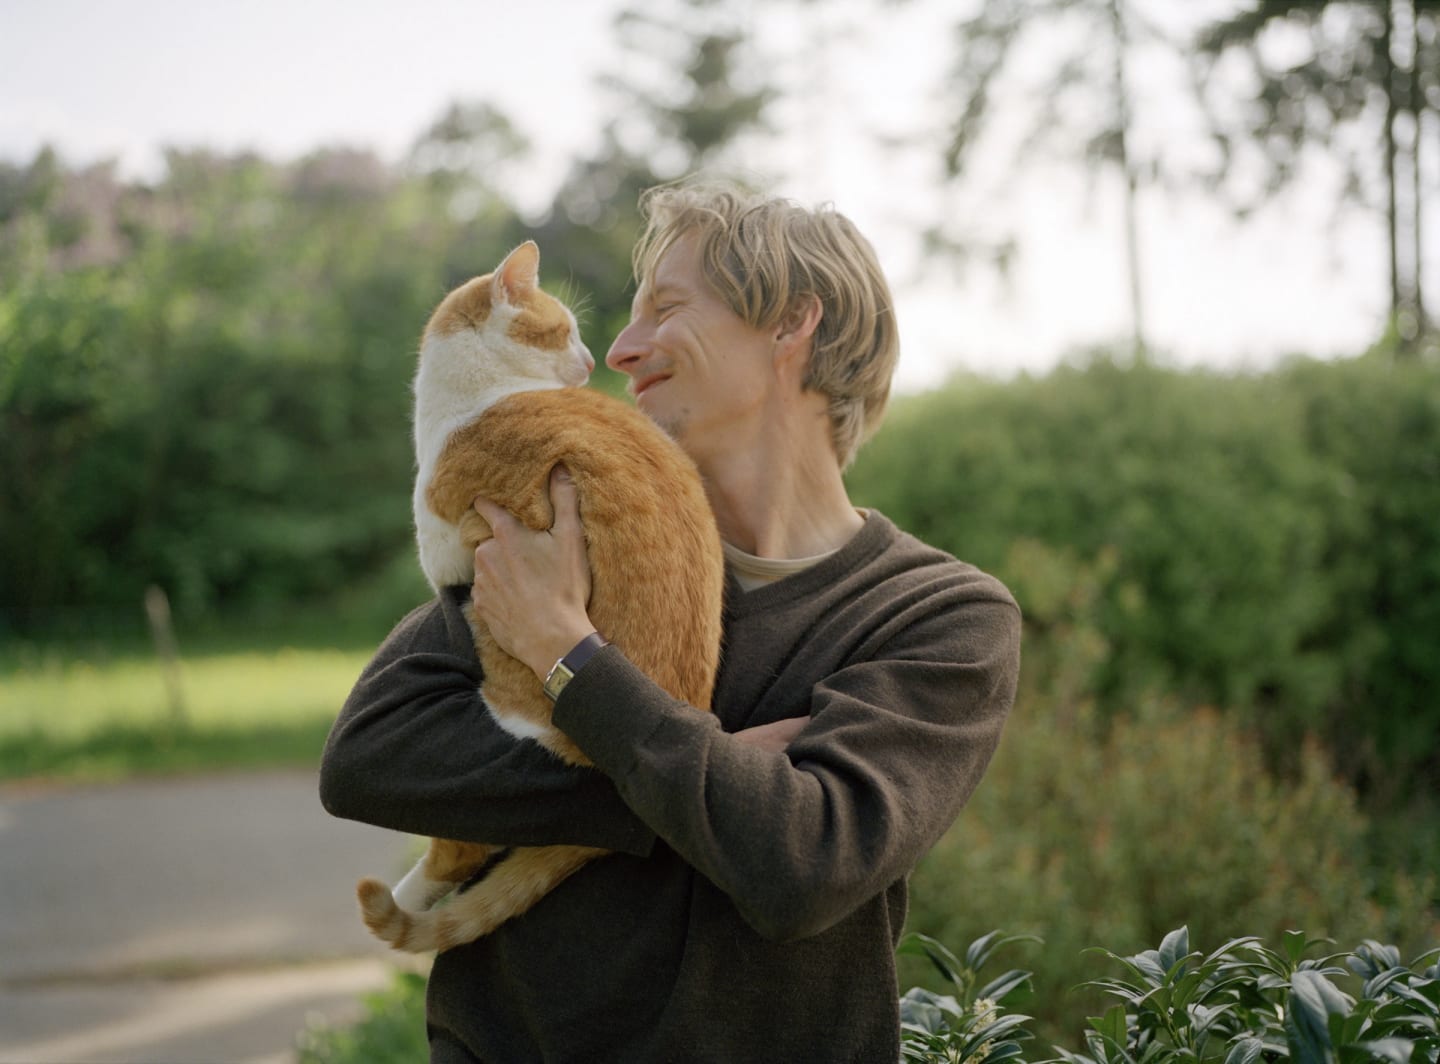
top-left (0, 769), bottom-right (420, 1063)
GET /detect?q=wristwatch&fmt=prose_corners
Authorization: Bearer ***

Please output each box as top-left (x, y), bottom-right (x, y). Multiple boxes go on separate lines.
top-left (542, 632), bottom-right (609, 702)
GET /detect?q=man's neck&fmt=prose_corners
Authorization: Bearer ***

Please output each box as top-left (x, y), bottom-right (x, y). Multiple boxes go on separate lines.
top-left (695, 408), bottom-right (863, 560)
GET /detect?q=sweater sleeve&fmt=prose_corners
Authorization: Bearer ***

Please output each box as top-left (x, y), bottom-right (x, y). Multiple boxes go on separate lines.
top-left (318, 587), bottom-right (656, 857)
top-left (550, 588), bottom-right (1022, 942)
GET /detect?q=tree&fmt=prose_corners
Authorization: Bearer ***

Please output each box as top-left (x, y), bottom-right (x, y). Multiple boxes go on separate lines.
top-left (598, 0), bottom-right (778, 179)
top-left (1193, 0), bottom-right (1439, 352)
top-left (934, 0), bottom-right (1182, 360)
top-left (0, 143), bottom-right (519, 634)
top-left (520, 0), bottom-right (782, 391)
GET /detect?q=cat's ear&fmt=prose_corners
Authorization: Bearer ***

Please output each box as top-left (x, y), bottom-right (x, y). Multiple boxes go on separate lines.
top-left (493, 241), bottom-right (541, 308)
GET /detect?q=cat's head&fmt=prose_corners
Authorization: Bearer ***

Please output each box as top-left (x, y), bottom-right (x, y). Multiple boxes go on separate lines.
top-left (418, 241), bottom-right (593, 400)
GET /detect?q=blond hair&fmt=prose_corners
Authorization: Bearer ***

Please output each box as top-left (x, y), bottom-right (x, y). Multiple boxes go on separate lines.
top-left (632, 179), bottom-right (900, 468)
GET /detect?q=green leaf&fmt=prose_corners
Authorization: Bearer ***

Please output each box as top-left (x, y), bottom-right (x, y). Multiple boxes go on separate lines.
top-left (1348, 1038), bottom-right (1414, 1063)
top-left (1129, 952), bottom-right (1169, 987)
top-left (1088, 1003), bottom-right (1131, 1053)
top-left (1287, 969), bottom-right (1352, 1061)
top-left (1222, 1036), bottom-right (1265, 1064)
top-left (1158, 927), bottom-right (1192, 976)
top-left (1361, 968), bottom-right (1413, 1000)
top-left (965, 930), bottom-right (1043, 974)
top-left (982, 1045), bottom-right (1028, 1062)
top-left (1283, 930), bottom-right (1310, 968)
top-left (977, 967), bottom-right (1034, 1004)
top-left (898, 932), bottom-right (969, 991)
top-left (899, 987), bottom-right (961, 1034)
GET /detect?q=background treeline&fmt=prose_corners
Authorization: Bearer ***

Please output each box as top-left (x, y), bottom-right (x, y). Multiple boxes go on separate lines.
top-left (3, 146), bottom-right (1438, 815)
top-left (0, 143), bottom-right (641, 639)
top-left (844, 354), bottom-right (1440, 1035)
top-left (847, 354), bottom-right (1440, 805)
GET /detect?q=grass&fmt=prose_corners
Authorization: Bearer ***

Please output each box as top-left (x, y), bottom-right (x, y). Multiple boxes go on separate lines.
top-left (0, 642), bottom-right (373, 783)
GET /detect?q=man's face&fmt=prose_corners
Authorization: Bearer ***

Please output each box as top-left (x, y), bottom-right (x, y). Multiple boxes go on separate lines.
top-left (605, 235), bottom-right (774, 457)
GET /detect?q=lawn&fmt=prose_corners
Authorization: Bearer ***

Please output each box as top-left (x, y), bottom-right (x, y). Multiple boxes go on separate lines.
top-left (0, 643), bottom-right (373, 782)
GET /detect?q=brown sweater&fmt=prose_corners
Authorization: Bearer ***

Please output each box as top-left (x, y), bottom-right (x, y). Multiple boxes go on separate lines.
top-left (320, 511), bottom-right (1021, 1063)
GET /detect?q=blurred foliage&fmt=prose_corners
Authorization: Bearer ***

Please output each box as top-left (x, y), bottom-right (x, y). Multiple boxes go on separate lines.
top-left (297, 969), bottom-right (429, 1064)
top-left (0, 0), bottom-right (779, 640)
top-left (1194, 0), bottom-right (1439, 347)
top-left (847, 353), bottom-right (1440, 802)
top-left (902, 691), bottom-right (1440, 1043)
top-left (0, 143), bottom-right (636, 636)
top-left (0, 643), bottom-right (370, 782)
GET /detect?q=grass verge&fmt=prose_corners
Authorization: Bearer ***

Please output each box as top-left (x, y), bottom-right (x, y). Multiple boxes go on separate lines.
top-left (0, 645), bottom-right (371, 783)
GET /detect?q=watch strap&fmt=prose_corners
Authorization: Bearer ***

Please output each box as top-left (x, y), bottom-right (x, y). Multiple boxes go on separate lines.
top-left (542, 632), bottom-right (609, 702)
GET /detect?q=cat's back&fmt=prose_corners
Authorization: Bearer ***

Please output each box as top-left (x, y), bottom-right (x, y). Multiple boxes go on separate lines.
top-left (464, 387), bottom-right (710, 518)
top-left (428, 385), bottom-right (724, 707)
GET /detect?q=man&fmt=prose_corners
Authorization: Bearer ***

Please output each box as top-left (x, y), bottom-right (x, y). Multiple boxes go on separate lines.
top-left (320, 179), bottom-right (1021, 1062)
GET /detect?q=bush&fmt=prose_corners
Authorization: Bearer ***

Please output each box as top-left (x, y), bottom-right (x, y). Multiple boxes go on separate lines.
top-left (296, 969), bottom-right (427, 1064)
top-left (847, 353), bottom-right (1440, 800)
top-left (901, 926), bottom-right (1440, 1062)
top-left (902, 696), bottom-right (1440, 1043)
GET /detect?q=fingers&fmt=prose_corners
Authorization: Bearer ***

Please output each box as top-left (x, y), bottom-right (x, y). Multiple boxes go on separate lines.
top-left (548, 464), bottom-right (582, 537)
top-left (472, 494), bottom-right (509, 529)
top-left (472, 465), bottom-right (577, 536)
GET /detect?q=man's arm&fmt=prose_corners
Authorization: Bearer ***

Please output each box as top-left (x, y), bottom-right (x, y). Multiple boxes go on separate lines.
top-left (552, 591), bottom-right (1022, 942)
top-left (318, 584), bottom-right (655, 857)
top-left (463, 466), bottom-right (1020, 941)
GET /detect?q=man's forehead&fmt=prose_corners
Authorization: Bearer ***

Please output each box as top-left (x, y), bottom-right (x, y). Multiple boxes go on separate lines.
top-left (637, 240), bottom-right (698, 301)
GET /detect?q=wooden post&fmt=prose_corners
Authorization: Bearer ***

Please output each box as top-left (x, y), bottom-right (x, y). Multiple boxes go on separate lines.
top-left (144, 585), bottom-right (188, 727)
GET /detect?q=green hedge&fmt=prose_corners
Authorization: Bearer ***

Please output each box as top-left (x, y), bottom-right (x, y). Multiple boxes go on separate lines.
top-left (901, 696), bottom-right (1439, 1042)
top-left (848, 353), bottom-right (1440, 799)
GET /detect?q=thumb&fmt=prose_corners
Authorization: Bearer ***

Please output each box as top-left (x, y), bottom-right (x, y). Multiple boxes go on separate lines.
top-left (472, 494), bottom-right (505, 525)
top-left (549, 464), bottom-right (581, 534)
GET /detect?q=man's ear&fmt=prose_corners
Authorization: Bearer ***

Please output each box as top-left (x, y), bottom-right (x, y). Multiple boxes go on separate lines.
top-left (774, 294), bottom-right (823, 369)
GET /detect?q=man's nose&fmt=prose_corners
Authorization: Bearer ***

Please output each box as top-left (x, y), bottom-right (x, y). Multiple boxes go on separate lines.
top-left (605, 322), bottom-right (646, 373)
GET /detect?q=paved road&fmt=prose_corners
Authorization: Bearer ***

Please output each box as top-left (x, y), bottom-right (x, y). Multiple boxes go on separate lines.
top-left (0, 770), bottom-right (420, 1063)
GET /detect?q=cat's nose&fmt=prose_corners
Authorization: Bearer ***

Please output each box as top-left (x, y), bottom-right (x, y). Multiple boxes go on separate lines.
top-left (580, 344), bottom-right (595, 374)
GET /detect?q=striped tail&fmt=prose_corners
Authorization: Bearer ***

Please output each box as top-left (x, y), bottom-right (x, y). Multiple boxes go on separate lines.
top-left (357, 878), bottom-right (427, 951)
top-left (356, 845), bottom-right (610, 953)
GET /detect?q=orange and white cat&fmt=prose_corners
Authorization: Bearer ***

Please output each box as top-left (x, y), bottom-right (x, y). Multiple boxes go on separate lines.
top-left (355, 241), bottom-right (724, 953)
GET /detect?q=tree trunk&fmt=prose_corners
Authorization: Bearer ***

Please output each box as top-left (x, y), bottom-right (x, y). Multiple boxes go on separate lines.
top-left (1108, 0), bottom-right (1146, 360)
top-left (1410, 3), bottom-right (1427, 332)
top-left (1381, 0), bottom-right (1403, 343)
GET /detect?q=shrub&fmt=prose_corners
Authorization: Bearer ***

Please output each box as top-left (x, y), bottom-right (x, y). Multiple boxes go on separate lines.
top-left (903, 696), bottom-right (1440, 1043)
top-left (296, 969), bottom-right (427, 1064)
top-left (847, 353), bottom-right (1440, 800)
top-left (902, 926), bottom-right (1440, 1062)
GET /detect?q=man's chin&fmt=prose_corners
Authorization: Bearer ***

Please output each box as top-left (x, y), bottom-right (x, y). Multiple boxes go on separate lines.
top-left (639, 402), bottom-right (686, 444)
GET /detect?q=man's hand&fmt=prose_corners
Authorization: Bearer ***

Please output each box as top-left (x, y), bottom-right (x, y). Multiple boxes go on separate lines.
top-left (733, 716), bottom-right (809, 753)
top-left (472, 465), bottom-right (596, 680)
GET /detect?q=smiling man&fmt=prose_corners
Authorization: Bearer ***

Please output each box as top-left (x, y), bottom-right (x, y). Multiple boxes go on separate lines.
top-left (321, 179), bottom-right (1021, 1063)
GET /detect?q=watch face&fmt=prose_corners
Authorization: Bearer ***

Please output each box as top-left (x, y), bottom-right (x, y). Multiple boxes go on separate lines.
top-left (543, 662), bottom-right (574, 701)
top-left (543, 634), bottom-right (605, 701)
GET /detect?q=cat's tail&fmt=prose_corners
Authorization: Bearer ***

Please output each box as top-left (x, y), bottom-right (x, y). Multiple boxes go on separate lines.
top-left (356, 877), bottom-right (432, 951)
top-left (356, 845), bottom-right (609, 953)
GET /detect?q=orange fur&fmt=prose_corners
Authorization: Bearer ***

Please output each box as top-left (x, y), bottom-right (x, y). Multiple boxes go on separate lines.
top-left (355, 243), bottom-right (724, 953)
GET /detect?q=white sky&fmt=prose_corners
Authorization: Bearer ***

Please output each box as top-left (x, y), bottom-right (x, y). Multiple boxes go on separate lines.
top-left (0, 0), bottom-right (1406, 393)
